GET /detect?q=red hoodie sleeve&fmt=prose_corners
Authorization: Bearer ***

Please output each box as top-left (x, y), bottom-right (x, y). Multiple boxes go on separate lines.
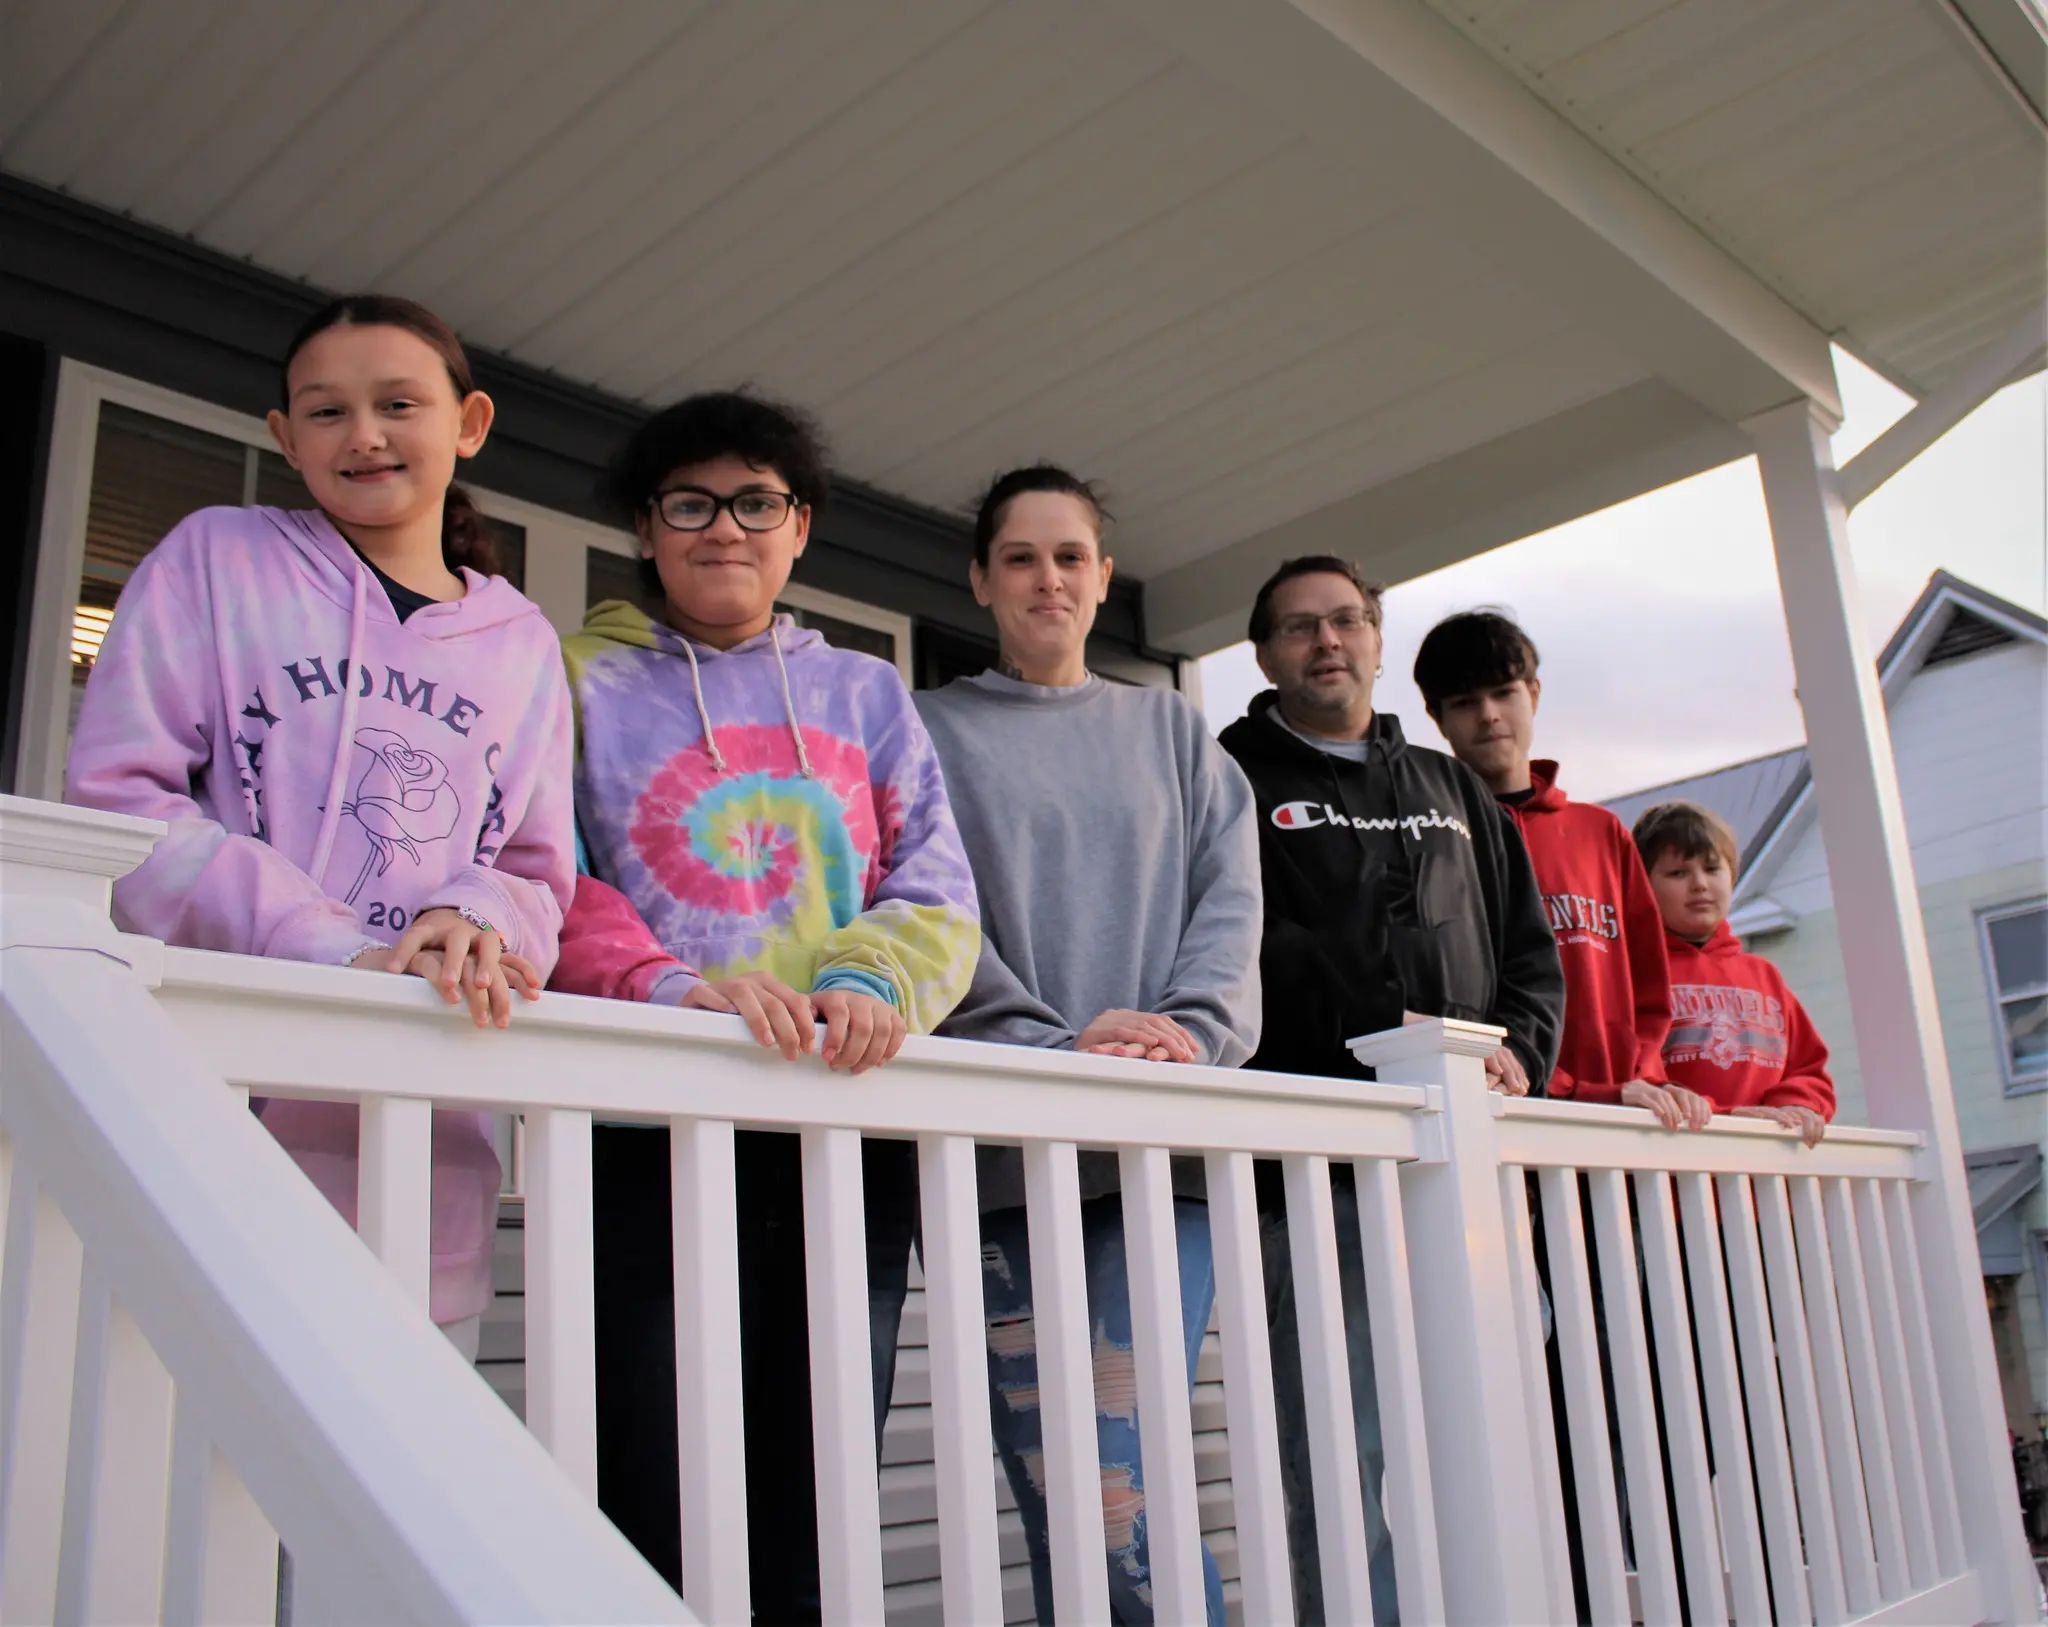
top-left (1763, 983), bottom-right (1836, 1118)
top-left (550, 874), bottom-right (701, 1004)
top-left (1619, 831), bottom-right (1673, 1083)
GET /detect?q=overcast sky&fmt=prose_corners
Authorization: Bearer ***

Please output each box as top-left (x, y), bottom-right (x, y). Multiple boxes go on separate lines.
top-left (1198, 349), bottom-right (2047, 803)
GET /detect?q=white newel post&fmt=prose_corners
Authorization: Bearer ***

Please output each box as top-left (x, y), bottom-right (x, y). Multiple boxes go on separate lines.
top-left (1348, 1019), bottom-right (1550, 1625)
top-left (1747, 401), bottom-right (2038, 1620)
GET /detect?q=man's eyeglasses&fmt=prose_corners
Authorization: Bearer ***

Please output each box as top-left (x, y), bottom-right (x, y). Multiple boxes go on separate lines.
top-left (652, 487), bottom-right (799, 532)
top-left (1271, 608), bottom-right (1376, 644)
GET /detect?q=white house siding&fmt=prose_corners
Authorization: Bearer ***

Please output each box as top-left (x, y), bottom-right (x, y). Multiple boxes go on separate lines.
top-left (1741, 639), bottom-right (2048, 1438)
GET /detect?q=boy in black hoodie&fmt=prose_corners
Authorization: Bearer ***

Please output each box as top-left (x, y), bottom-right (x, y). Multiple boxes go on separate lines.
top-left (1220, 556), bottom-right (1563, 1624)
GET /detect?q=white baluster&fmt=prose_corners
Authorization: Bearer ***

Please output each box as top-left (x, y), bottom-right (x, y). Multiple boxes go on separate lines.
top-left (1677, 1174), bottom-right (1771, 1626)
top-left (1821, 1177), bottom-right (1908, 1600)
top-left (1282, 1152), bottom-right (1375, 1623)
top-left (1787, 1176), bottom-right (1880, 1614)
top-left (917, 1134), bottom-right (1001, 1625)
top-left (524, 1106), bottom-right (597, 1495)
top-left (1203, 1150), bottom-right (1292, 1627)
top-left (801, 1126), bottom-right (884, 1627)
top-left (1633, 1172), bottom-right (1726, 1627)
top-left (56, 1278), bottom-right (175, 1626)
top-left (1118, 1145), bottom-right (1203, 1624)
top-left (1852, 1179), bottom-right (1938, 1591)
top-left (672, 1117), bottom-right (749, 1626)
top-left (357, 1095), bottom-right (432, 1311)
top-left (1023, 1138), bottom-right (1111, 1626)
top-left (1499, 1166), bottom-right (1575, 1627)
top-left (159, 1355), bottom-right (277, 1627)
top-left (1585, 1168), bottom-right (1680, 1627)
top-left (1880, 1178), bottom-right (1965, 1577)
top-left (1754, 1174), bottom-right (1847, 1625)
top-left (1352, 1155), bottom-right (1445, 1627)
top-left (1, 1184), bottom-right (84, 1627)
top-left (1537, 1168), bottom-right (1628, 1627)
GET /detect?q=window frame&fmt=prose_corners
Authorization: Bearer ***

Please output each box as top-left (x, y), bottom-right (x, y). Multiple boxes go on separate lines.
top-left (1977, 896), bottom-right (2048, 1095)
top-left (17, 357), bottom-right (630, 799)
top-left (776, 580), bottom-right (914, 688)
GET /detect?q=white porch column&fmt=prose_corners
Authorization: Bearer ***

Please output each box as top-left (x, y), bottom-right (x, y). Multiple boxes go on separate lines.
top-left (1745, 401), bottom-right (2037, 1621)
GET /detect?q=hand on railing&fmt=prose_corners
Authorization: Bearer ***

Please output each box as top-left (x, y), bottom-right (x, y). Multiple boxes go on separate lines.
top-left (679, 974), bottom-right (909, 1072)
top-left (375, 906), bottom-right (542, 1029)
top-left (1732, 1103), bottom-right (1829, 1147)
top-left (1484, 1045), bottom-right (1532, 1097)
top-left (1075, 1008), bottom-right (1200, 1062)
top-left (1619, 1079), bottom-right (1716, 1132)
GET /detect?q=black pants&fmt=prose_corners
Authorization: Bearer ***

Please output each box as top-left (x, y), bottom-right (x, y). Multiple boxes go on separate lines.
top-left (591, 1126), bottom-right (918, 1624)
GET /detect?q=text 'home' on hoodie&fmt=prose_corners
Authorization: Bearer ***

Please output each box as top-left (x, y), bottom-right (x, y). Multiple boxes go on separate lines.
top-left (1500, 761), bottom-right (1672, 1101)
top-left (65, 504), bottom-right (578, 1323)
top-left (1219, 694), bottom-right (1563, 1088)
top-left (1661, 921), bottom-right (1836, 1119)
top-left (553, 601), bottom-right (979, 1029)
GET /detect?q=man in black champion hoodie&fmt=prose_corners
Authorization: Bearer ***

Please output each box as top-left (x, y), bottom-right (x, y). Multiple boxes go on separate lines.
top-left (1218, 558), bottom-right (1562, 1087)
top-left (1219, 555), bottom-right (1563, 1625)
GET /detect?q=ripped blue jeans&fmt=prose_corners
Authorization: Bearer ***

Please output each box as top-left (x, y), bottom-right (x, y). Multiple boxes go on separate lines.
top-left (980, 1194), bottom-right (1226, 1627)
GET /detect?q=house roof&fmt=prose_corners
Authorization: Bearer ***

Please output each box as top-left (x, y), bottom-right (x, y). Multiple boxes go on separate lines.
top-left (4, 0), bottom-right (2040, 654)
top-left (1603, 572), bottom-right (2048, 901)
top-left (1603, 746), bottom-right (1809, 864)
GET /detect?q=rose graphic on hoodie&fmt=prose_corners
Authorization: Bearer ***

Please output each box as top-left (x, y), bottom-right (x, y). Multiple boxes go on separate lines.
top-left (342, 727), bottom-right (462, 904)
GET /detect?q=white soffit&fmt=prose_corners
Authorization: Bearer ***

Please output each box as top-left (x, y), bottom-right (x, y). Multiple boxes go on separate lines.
top-left (1418, 0), bottom-right (2048, 396)
top-left (6, 0), bottom-right (2023, 653)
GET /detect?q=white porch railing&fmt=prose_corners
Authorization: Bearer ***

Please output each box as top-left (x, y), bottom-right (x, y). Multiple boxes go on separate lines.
top-left (1, 795), bottom-right (2031, 1626)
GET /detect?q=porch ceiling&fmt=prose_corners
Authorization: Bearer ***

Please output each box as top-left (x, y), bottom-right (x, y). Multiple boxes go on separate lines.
top-left (3, 0), bottom-right (2040, 654)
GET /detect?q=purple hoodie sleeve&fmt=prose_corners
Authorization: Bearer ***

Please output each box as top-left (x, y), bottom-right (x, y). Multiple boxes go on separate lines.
top-left (421, 641), bottom-right (576, 976)
top-left (65, 536), bottom-right (380, 966)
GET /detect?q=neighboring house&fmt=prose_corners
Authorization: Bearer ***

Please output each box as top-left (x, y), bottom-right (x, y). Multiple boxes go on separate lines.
top-left (1609, 572), bottom-right (2048, 1451)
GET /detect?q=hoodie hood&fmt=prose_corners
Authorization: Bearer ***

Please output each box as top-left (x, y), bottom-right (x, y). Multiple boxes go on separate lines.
top-left (1220, 689), bottom-right (1408, 766)
top-left (1667, 918), bottom-right (1742, 957)
top-left (568, 603), bottom-right (823, 777)
top-left (1521, 759), bottom-right (1568, 812)
top-left (274, 506), bottom-right (543, 640)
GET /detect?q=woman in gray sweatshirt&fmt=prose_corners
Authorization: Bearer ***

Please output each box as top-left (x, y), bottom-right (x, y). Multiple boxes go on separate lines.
top-left (915, 464), bottom-right (1261, 1627)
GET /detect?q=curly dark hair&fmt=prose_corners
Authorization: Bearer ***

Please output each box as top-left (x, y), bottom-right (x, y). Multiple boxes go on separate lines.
top-left (970, 464), bottom-right (1111, 567)
top-left (603, 390), bottom-right (829, 598)
top-left (1412, 609), bottom-right (1540, 714)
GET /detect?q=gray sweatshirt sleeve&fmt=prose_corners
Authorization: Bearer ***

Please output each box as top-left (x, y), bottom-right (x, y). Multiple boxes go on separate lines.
top-left (942, 938), bottom-right (1079, 1050)
top-left (1157, 722), bottom-right (1264, 1068)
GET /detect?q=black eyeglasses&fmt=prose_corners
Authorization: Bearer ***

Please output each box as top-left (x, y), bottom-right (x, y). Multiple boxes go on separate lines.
top-left (652, 486), bottom-right (799, 533)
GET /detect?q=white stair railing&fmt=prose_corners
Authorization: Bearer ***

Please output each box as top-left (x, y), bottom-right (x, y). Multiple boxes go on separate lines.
top-left (0, 797), bottom-right (690, 1627)
top-left (2, 794), bottom-right (2028, 1626)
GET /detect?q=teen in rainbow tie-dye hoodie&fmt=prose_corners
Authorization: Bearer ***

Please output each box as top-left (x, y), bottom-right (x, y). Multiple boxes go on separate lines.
top-left (550, 431), bottom-right (978, 1613)
top-left (555, 599), bottom-right (977, 1018)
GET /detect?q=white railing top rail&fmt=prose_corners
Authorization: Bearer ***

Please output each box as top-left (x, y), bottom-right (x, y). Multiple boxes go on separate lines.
top-left (0, 816), bottom-right (692, 1623)
top-left (1493, 1095), bottom-right (1924, 1180)
top-left (146, 940), bottom-right (1436, 1162)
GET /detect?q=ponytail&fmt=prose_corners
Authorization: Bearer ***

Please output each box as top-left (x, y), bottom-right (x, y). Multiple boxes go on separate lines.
top-left (440, 483), bottom-right (499, 577)
top-left (281, 294), bottom-right (497, 577)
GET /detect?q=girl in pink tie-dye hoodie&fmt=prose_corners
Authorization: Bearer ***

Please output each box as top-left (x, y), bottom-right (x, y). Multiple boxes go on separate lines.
top-left (65, 296), bottom-right (575, 1338)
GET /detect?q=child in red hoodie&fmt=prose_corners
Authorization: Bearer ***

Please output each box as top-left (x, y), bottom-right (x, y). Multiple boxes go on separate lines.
top-left (1416, 612), bottom-right (1698, 1126)
top-left (1631, 800), bottom-right (1834, 1145)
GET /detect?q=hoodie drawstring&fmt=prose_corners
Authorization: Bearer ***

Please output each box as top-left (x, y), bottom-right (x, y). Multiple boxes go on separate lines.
top-left (677, 619), bottom-right (814, 780)
top-left (679, 637), bottom-right (728, 775)
top-left (770, 623), bottom-right (815, 779)
top-left (307, 556), bottom-right (369, 886)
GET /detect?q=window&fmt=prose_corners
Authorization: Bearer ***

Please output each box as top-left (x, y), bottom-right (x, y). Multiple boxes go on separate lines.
top-left (1980, 900), bottom-right (2048, 1091)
